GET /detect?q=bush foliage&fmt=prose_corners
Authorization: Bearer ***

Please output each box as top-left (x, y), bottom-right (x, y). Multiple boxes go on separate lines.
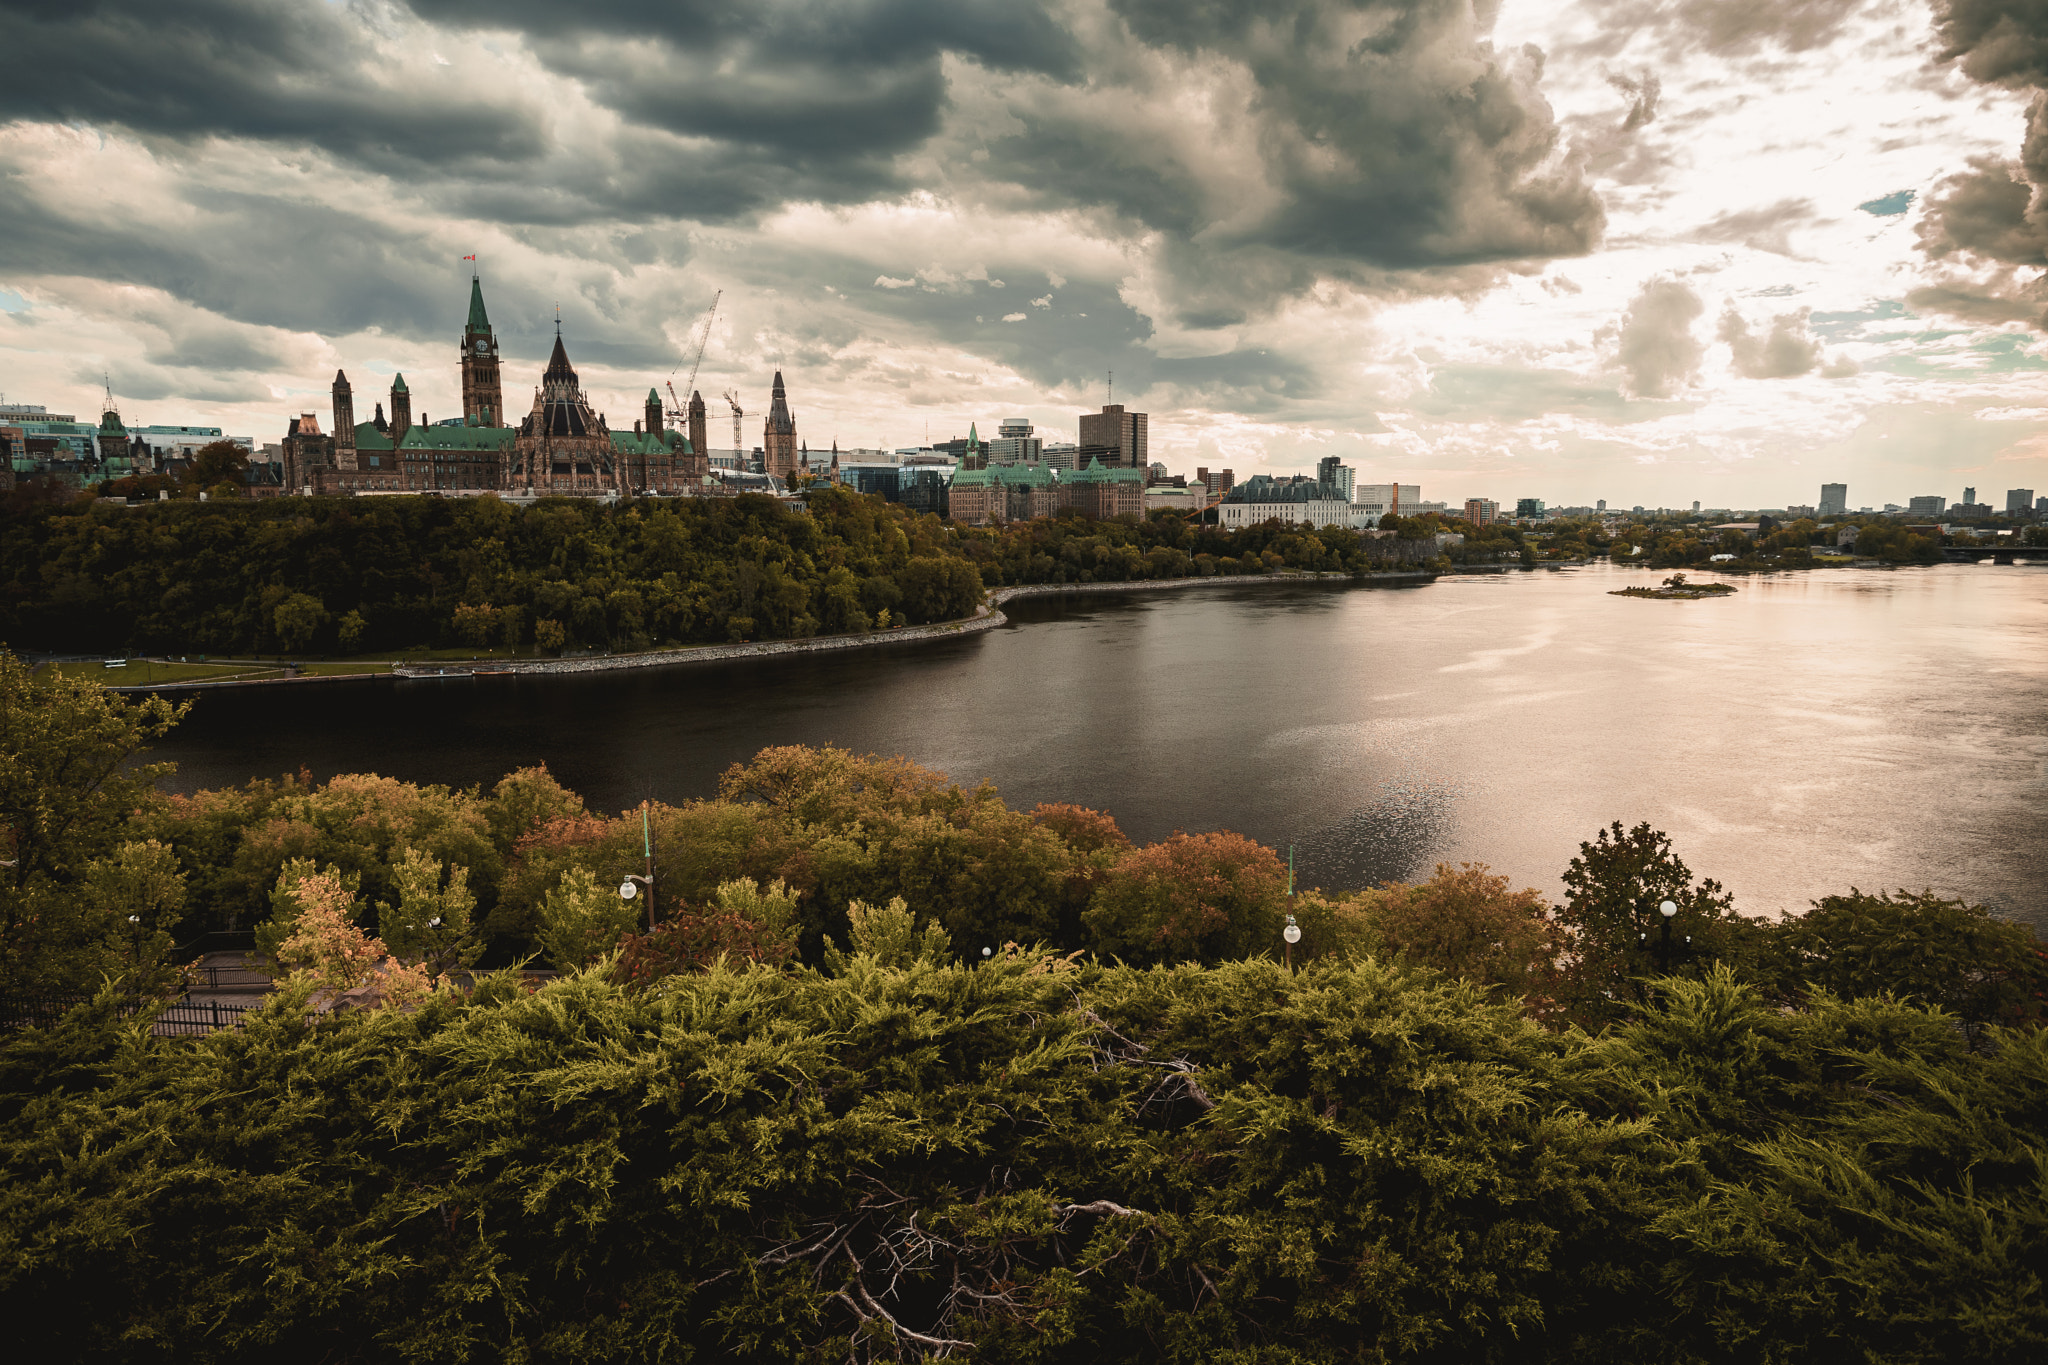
top-left (4, 660), bottom-right (2047, 1360)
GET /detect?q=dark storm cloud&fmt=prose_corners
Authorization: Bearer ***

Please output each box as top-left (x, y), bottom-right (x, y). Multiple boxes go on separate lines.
top-left (406, 0), bottom-right (1078, 178)
top-left (1918, 0), bottom-right (2048, 326)
top-left (1934, 0), bottom-right (2048, 85)
top-left (1917, 156), bottom-right (2048, 265)
top-left (1110, 0), bottom-right (1600, 268)
top-left (0, 0), bottom-right (543, 168)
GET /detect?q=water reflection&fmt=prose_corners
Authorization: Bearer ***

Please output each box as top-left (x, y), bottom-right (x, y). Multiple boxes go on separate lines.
top-left (153, 564), bottom-right (2048, 929)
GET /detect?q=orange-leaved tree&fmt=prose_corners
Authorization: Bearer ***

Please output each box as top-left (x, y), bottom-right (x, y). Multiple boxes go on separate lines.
top-left (1083, 831), bottom-right (1288, 965)
top-left (273, 867), bottom-right (430, 1008)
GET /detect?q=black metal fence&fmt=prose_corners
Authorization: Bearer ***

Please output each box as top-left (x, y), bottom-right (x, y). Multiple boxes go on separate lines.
top-left (0, 994), bottom-right (260, 1037)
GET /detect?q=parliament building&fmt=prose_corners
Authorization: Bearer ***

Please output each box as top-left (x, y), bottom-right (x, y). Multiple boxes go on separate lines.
top-left (282, 277), bottom-right (719, 498)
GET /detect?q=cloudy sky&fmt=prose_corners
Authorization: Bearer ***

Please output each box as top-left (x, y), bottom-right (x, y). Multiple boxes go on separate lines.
top-left (4, 0), bottom-right (2047, 509)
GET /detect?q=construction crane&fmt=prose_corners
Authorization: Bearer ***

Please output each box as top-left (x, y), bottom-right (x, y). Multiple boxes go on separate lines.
top-left (722, 389), bottom-right (744, 465)
top-left (665, 290), bottom-right (720, 427)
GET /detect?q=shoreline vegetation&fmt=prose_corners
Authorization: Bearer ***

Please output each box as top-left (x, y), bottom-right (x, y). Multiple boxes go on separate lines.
top-left (1609, 573), bottom-right (1738, 601)
top-left (63, 570), bottom-right (1431, 690)
top-left (3, 657), bottom-right (2046, 1362)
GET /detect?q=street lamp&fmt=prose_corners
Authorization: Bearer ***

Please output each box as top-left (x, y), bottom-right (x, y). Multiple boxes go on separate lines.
top-left (1282, 914), bottom-right (1301, 973)
top-left (1655, 898), bottom-right (1678, 973)
top-left (616, 802), bottom-right (658, 932)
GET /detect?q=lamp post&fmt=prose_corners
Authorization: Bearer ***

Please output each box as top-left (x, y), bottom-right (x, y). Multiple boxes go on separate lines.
top-left (1655, 898), bottom-right (1678, 974)
top-left (1283, 914), bottom-right (1301, 973)
top-left (616, 803), bottom-right (658, 932)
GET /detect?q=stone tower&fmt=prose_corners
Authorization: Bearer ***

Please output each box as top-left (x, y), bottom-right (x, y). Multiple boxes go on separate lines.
top-left (332, 370), bottom-right (356, 466)
top-left (460, 276), bottom-right (503, 426)
top-left (687, 390), bottom-right (708, 469)
top-left (763, 371), bottom-right (797, 480)
top-left (645, 387), bottom-right (664, 438)
top-left (389, 374), bottom-right (412, 439)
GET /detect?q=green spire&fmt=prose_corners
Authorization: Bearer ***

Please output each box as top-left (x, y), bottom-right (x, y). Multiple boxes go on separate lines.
top-left (392, 373), bottom-right (408, 393)
top-left (466, 275), bottom-right (490, 333)
top-left (968, 422), bottom-right (980, 446)
top-left (647, 387), bottom-right (661, 403)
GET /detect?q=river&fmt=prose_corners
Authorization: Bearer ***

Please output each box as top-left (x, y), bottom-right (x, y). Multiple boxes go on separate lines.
top-left (152, 562), bottom-right (2048, 928)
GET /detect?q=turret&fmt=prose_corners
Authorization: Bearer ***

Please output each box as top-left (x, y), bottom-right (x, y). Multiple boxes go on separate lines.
top-left (389, 373), bottom-right (411, 438)
top-left (646, 386), bottom-right (664, 437)
top-left (332, 370), bottom-right (356, 457)
top-left (687, 389), bottom-right (707, 462)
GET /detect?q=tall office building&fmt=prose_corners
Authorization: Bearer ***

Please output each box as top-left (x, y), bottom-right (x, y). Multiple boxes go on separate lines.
top-left (1516, 497), bottom-right (1546, 519)
top-left (1315, 455), bottom-right (1354, 502)
top-left (1357, 483), bottom-right (1420, 518)
top-left (1963, 486), bottom-right (1976, 505)
top-left (1818, 482), bottom-right (1847, 516)
top-left (1908, 495), bottom-right (1947, 515)
top-left (2006, 488), bottom-right (2034, 514)
top-left (1195, 466), bottom-right (1234, 495)
top-left (1464, 498), bottom-right (1499, 526)
top-left (1077, 403), bottom-right (1148, 469)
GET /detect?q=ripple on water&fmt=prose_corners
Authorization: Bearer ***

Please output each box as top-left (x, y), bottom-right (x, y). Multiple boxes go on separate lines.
top-left (1294, 775), bottom-right (1469, 890)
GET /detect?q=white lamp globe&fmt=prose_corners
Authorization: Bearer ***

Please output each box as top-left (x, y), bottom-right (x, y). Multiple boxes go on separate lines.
top-left (1659, 899), bottom-right (1678, 918)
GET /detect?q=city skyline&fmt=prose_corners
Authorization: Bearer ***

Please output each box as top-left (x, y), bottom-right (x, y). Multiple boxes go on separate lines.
top-left (3, 0), bottom-right (2047, 507)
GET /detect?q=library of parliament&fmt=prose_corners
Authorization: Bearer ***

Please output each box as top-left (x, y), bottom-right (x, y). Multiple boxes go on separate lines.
top-left (280, 278), bottom-right (800, 498)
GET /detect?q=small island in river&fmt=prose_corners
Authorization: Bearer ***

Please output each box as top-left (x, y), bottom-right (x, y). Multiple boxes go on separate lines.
top-left (1611, 573), bottom-right (1738, 600)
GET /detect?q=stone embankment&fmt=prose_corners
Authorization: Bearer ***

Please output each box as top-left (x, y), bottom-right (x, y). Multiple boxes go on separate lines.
top-left (112, 569), bottom-right (1438, 689)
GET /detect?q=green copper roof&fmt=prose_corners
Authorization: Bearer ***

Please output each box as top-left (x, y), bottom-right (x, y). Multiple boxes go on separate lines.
top-left (1064, 457), bottom-right (1145, 483)
top-left (646, 387), bottom-right (660, 403)
top-left (392, 373), bottom-right (409, 393)
top-left (354, 423), bottom-right (394, 452)
top-left (98, 409), bottom-right (126, 434)
top-left (467, 276), bottom-right (490, 333)
top-left (611, 428), bottom-right (691, 456)
top-left (393, 424), bottom-right (515, 451)
top-left (967, 422), bottom-right (980, 446)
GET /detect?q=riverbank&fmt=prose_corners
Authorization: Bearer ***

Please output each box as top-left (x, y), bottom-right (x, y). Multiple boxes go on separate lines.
top-left (100, 569), bottom-right (1438, 690)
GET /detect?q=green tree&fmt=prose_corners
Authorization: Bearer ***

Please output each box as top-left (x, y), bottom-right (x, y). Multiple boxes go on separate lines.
top-left (336, 608), bottom-right (367, 653)
top-left (1771, 889), bottom-right (2048, 1041)
top-left (0, 653), bottom-right (187, 989)
top-left (184, 439), bottom-right (247, 489)
top-left (896, 555), bottom-right (982, 623)
top-left (377, 846), bottom-right (483, 978)
top-left (534, 867), bottom-right (639, 970)
top-left (81, 838), bottom-right (189, 996)
top-left (271, 592), bottom-right (326, 653)
top-left (1555, 819), bottom-right (1749, 1025)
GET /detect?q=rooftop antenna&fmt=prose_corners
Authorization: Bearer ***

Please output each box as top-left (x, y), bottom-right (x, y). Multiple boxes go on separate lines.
top-left (554, 303), bottom-right (561, 336)
top-left (1107, 369), bottom-right (1113, 404)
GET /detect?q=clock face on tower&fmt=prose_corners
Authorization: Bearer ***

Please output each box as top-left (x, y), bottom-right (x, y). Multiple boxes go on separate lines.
top-left (475, 340), bottom-right (488, 355)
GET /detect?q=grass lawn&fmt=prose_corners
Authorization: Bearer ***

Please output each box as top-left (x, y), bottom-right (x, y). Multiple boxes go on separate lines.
top-left (40, 658), bottom-right (394, 686)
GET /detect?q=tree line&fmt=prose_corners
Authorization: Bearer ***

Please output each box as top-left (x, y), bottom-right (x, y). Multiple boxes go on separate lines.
top-left (0, 487), bottom-right (1450, 657)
